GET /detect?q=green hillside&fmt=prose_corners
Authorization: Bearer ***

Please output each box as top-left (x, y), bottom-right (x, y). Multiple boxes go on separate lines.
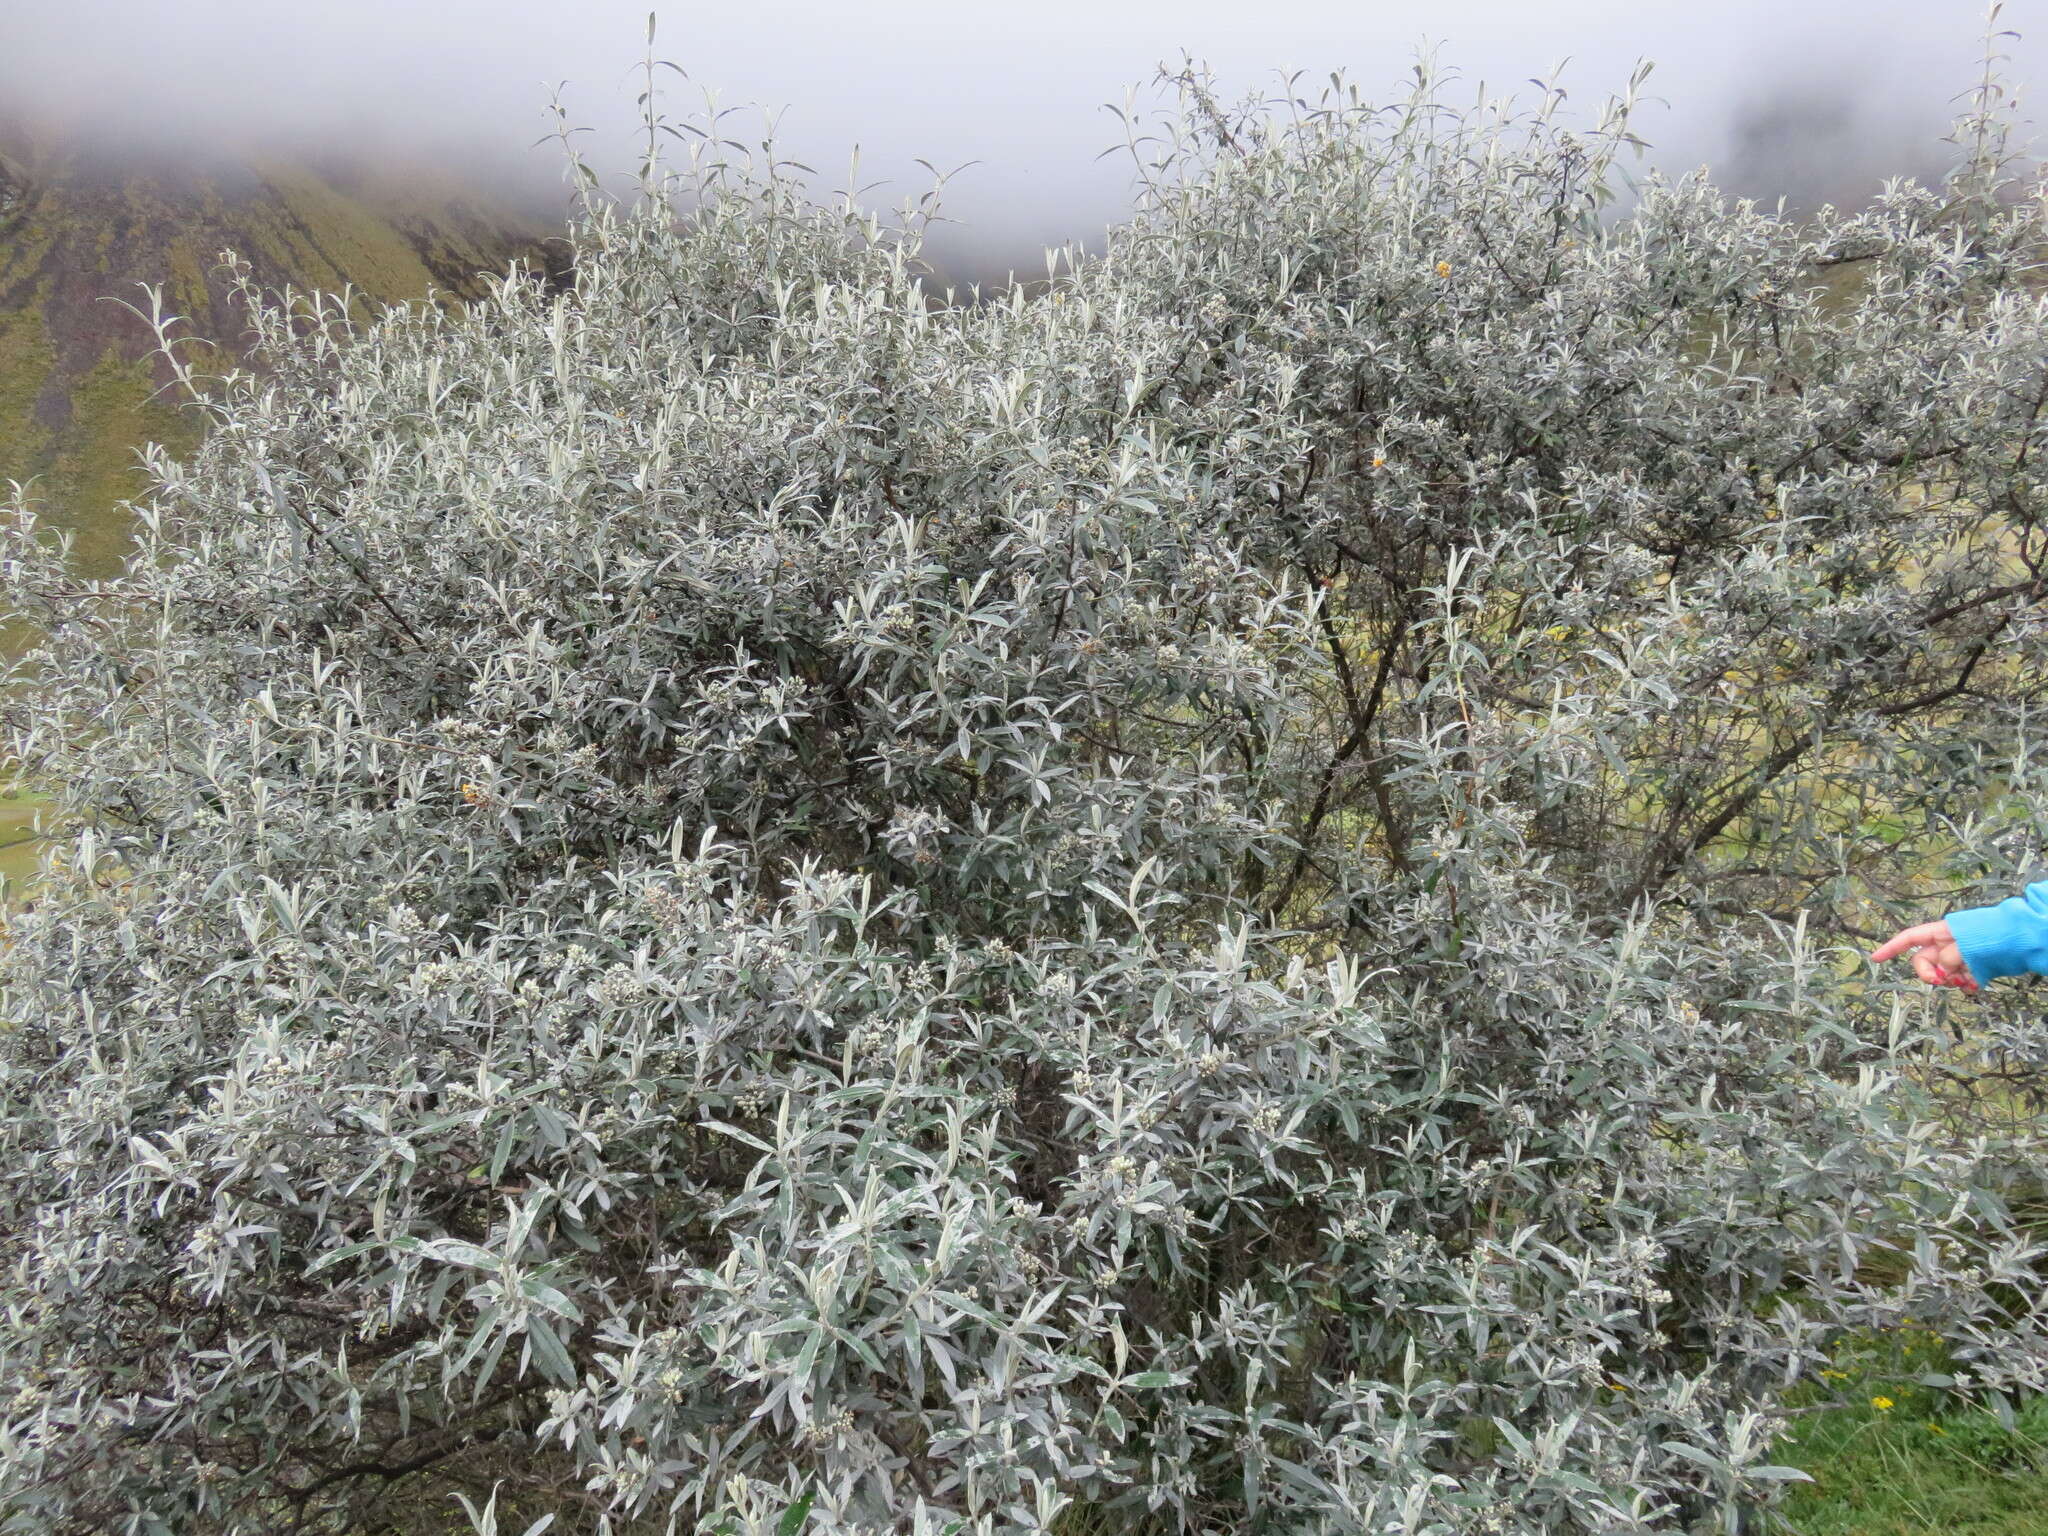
top-left (0, 126), bottom-right (565, 579)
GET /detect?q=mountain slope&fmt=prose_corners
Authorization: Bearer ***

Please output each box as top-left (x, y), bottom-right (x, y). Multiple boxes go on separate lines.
top-left (0, 126), bottom-right (566, 576)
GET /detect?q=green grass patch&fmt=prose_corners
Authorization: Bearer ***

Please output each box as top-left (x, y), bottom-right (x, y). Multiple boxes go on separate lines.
top-left (0, 295), bottom-right (56, 484)
top-left (48, 346), bottom-right (204, 578)
top-left (0, 785), bottom-right (51, 892)
top-left (1776, 1332), bottom-right (2048, 1535)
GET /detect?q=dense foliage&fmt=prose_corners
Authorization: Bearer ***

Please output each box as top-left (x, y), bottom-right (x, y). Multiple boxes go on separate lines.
top-left (4, 54), bottom-right (2048, 1536)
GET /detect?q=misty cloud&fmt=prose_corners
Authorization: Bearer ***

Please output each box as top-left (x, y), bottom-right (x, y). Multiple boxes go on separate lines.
top-left (1, 0), bottom-right (2035, 284)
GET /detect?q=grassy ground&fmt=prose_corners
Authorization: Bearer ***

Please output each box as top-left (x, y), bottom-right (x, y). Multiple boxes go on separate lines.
top-left (1775, 1331), bottom-right (2048, 1535)
top-left (0, 783), bottom-right (47, 890)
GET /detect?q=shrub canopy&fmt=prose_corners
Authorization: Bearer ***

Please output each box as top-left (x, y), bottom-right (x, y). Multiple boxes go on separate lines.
top-left (4, 57), bottom-right (2048, 1536)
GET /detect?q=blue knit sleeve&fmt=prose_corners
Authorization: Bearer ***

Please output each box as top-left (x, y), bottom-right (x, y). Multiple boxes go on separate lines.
top-left (1944, 880), bottom-right (2048, 983)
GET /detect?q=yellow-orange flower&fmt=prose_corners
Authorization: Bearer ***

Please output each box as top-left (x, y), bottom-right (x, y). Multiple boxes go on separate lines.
top-left (460, 782), bottom-right (488, 806)
top-left (1871, 1396), bottom-right (1894, 1412)
top-left (1435, 260), bottom-right (1452, 278)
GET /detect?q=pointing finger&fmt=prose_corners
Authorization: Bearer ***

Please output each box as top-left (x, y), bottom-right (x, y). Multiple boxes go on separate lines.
top-left (1871, 923), bottom-right (1946, 964)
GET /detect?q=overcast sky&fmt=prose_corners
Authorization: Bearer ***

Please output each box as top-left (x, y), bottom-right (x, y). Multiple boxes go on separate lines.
top-left (2, 1), bottom-right (2038, 284)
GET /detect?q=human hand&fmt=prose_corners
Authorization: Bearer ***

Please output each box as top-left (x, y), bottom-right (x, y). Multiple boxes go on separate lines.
top-left (1869, 919), bottom-right (1979, 992)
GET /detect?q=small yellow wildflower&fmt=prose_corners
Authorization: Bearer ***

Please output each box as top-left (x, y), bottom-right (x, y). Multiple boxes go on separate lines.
top-left (1371, 453), bottom-right (1386, 468)
top-left (1819, 1368), bottom-right (1848, 1381)
top-left (1435, 261), bottom-right (1452, 278)
top-left (460, 782), bottom-right (488, 806)
top-left (1927, 1421), bottom-right (1945, 1435)
top-left (1870, 1396), bottom-right (1894, 1412)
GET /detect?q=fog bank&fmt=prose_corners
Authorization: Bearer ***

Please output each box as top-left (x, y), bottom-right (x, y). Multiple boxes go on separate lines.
top-left (2, 1), bottom-right (2034, 285)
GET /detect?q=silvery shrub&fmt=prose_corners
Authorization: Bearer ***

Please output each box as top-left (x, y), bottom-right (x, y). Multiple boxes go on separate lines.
top-left (3, 50), bottom-right (2048, 1536)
